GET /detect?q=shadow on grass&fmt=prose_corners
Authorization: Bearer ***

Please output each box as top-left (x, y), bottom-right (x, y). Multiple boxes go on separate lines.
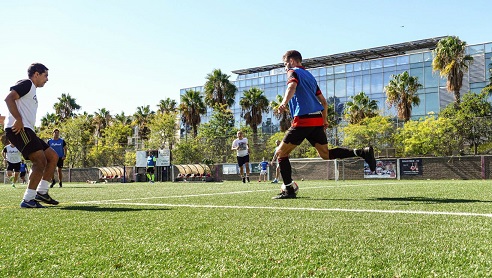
top-left (58, 205), bottom-right (170, 212)
top-left (370, 197), bottom-right (491, 204)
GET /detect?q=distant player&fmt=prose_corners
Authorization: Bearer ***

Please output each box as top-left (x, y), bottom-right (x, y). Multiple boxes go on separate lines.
top-left (231, 131), bottom-right (250, 183)
top-left (48, 128), bottom-right (67, 188)
top-left (3, 142), bottom-right (21, 187)
top-left (19, 160), bottom-right (29, 184)
top-left (258, 158), bottom-right (269, 182)
top-left (146, 151), bottom-right (156, 183)
top-left (271, 140), bottom-right (281, 183)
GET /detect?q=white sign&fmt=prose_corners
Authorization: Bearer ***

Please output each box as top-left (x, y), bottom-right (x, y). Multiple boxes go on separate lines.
top-left (157, 149), bottom-right (170, 166)
top-left (136, 151), bottom-right (147, 167)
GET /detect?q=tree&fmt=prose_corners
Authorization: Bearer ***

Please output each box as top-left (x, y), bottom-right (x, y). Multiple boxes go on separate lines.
top-left (53, 93), bottom-right (81, 121)
top-left (270, 95), bottom-right (291, 132)
top-left (60, 114), bottom-right (93, 167)
top-left (147, 111), bottom-right (179, 151)
top-left (239, 87), bottom-right (270, 139)
top-left (432, 36), bottom-right (473, 106)
top-left (384, 71), bottom-right (422, 122)
top-left (342, 115), bottom-right (394, 152)
top-left (179, 89), bottom-right (206, 138)
top-left (93, 108), bottom-right (112, 138)
top-left (114, 111), bottom-right (132, 125)
top-left (204, 69), bottom-right (237, 109)
top-left (344, 92), bottom-right (379, 124)
top-left (40, 112), bottom-right (60, 128)
top-left (157, 98), bottom-right (177, 114)
top-left (132, 105), bottom-right (155, 141)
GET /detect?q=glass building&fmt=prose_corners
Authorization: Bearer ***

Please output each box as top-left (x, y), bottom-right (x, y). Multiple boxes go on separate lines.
top-left (180, 36), bottom-right (492, 137)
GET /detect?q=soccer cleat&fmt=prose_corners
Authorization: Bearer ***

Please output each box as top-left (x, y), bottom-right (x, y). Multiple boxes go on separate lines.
top-left (242, 177), bottom-right (246, 183)
top-left (246, 176), bottom-right (250, 183)
top-left (360, 146), bottom-right (376, 172)
top-left (12, 183), bottom-right (16, 188)
top-left (272, 190), bottom-right (297, 199)
top-left (34, 192), bottom-right (59, 205)
top-left (20, 199), bottom-right (45, 208)
top-left (50, 179), bottom-right (56, 188)
top-left (271, 179), bottom-right (278, 183)
top-left (273, 182), bottom-right (298, 199)
top-left (59, 182), bottom-right (62, 188)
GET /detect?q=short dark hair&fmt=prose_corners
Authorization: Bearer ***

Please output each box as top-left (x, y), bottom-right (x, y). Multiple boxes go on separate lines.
top-left (283, 50), bottom-right (302, 63)
top-left (28, 63), bottom-right (49, 78)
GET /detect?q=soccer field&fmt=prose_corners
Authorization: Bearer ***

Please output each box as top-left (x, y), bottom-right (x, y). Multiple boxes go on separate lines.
top-left (1, 179), bottom-right (492, 277)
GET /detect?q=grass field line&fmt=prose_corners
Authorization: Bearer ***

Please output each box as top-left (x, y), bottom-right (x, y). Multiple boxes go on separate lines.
top-left (80, 201), bottom-right (492, 218)
top-left (75, 182), bottom-right (400, 204)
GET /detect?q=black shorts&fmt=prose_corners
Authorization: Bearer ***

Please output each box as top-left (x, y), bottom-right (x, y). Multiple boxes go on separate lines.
top-left (20, 171), bottom-right (27, 178)
top-left (57, 158), bottom-right (64, 168)
top-left (237, 154), bottom-right (250, 167)
top-left (5, 128), bottom-right (50, 160)
top-left (146, 167), bottom-right (155, 174)
top-left (283, 126), bottom-right (328, 146)
top-left (7, 162), bottom-right (21, 172)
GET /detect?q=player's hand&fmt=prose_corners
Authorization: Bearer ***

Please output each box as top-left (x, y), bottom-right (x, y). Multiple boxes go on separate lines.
top-left (11, 120), bottom-right (24, 135)
top-left (323, 121), bottom-right (329, 131)
top-left (278, 103), bottom-right (287, 113)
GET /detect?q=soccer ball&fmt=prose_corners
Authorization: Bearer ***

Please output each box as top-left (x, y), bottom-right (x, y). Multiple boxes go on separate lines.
top-left (281, 181), bottom-right (299, 193)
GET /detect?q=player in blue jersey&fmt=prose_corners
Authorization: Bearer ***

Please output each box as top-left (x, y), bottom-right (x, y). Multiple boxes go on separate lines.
top-left (273, 50), bottom-right (376, 199)
top-left (48, 128), bottom-right (67, 187)
top-left (146, 151), bottom-right (157, 183)
top-left (258, 157), bottom-right (269, 182)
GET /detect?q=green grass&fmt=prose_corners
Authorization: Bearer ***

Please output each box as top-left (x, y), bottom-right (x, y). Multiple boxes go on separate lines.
top-left (1, 179), bottom-right (492, 277)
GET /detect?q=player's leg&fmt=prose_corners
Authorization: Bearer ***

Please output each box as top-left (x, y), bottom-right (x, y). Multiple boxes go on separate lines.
top-left (237, 156), bottom-right (246, 183)
top-left (244, 160), bottom-right (250, 183)
top-left (34, 147), bottom-right (60, 205)
top-left (57, 158), bottom-right (63, 187)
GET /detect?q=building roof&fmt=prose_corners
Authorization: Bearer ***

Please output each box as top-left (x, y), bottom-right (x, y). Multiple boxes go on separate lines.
top-left (232, 36), bottom-right (447, 75)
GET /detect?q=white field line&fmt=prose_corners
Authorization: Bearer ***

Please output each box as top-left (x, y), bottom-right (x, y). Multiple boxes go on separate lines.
top-left (77, 202), bottom-right (492, 218)
top-left (76, 182), bottom-right (399, 204)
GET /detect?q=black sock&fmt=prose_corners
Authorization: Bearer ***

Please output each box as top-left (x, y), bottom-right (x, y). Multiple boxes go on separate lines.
top-left (278, 157), bottom-right (292, 185)
top-left (329, 147), bottom-right (357, 159)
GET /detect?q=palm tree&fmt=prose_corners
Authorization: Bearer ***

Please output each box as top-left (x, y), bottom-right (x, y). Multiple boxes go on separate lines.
top-left (344, 92), bottom-right (379, 124)
top-left (269, 95), bottom-right (291, 132)
top-left (384, 71), bottom-right (422, 122)
top-left (204, 69), bottom-right (237, 109)
top-left (53, 93), bottom-right (81, 121)
top-left (157, 98), bottom-right (177, 114)
top-left (40, 112), bottom-right (60, 128)
top-left (432, 36), bottom-right (473, 106)
top-left (239, 88), bottom-right (270, 138)
top-left (93, 108), bottom-right (112, 138)
top-left (179, 89), bottom-right (206, 138)
top-left (114, 112), bottom-right (132, 125)
top-left (132, 105), bottom-right (155, 141)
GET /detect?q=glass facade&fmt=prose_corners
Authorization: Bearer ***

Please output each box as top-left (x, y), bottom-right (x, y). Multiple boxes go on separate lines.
top-left (180, 39), bottom-right (492, 135)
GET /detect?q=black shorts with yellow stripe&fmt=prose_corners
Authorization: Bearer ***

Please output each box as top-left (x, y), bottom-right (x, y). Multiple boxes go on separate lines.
top-left (5, 128), bottom-right (50, 160)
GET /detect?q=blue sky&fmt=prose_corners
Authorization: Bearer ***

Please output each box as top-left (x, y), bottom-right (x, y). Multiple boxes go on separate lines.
top-left (1, 0), bottom-right (491, 125)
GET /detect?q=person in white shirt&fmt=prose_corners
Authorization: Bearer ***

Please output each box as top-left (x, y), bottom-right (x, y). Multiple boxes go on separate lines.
top-left (231, 131), bottom-right (250, 183)
top-left (4, 63), bottom-right (60, 208)
top-left (3, 142), bottom-right (22, 187)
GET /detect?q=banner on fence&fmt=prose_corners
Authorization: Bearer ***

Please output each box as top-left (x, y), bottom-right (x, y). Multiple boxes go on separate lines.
top-left (364, 159), bottom-right (397, 179)
top-left (400, 158), bottom-right (423, 176)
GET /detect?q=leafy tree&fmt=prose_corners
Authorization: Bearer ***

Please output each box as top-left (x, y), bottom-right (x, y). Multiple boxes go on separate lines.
top-left (393, 115), bottom-right (459, 156)
top-left (172, 138), bottom-right (205, 164)
top-left (344, 92), bottom-right (379, 124)
top-left (179, 89), bottom-right (206, 138)
top-left (239, 87), bottom-right (270, 139)
top-left (270, 95), bottom-right (291, 132)
top-left (40, 112), bottom-right (60, 129)
top-left (198, 104), bottom-right (236, 163)
top-left (132, 105), bottom-right (155, 141)
top-left (440, 91), bottom-right (492, 154)
top-left (432, 36), bottom-right (473, 106)
top-left (114, 111), bottom-right (132, 125)
top-left (93, 108), bottom-right (112, 138)
top-left (53, 93), bottom-right (81, 121)
top-left (147, 111), bottom-right (179, 151)
top-left (384, 71), bottom-right (422, 122)
top-left (342, 115), bottom-right (394, 153)
top-left (157, 98), bottom-right (177, 114)
top-left (204, 69), bottom-right (237, 109)
top-left (60, 114), bottom-right (93, 167)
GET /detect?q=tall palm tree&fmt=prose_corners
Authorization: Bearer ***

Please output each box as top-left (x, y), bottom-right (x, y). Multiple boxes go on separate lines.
top-left (239, 88), bottom-right (270, 137)
top-left (93, 108), bottom-right (112, 138)
top-left (204, 69), bottom-right (237, 109)
top-left (179, 89), bottom-right (206, 138)
top-left (269, 94), bottom-right (291, 132)
top-left (344, 92), bottom-right (379, 124)
top-left (53, 93), bottom-right (81, 121)
top-left (157, 98), bottom-right (177, 114)
top-left (432, 36), bottom-right (473, 106)
top-left (114, 112), bottom-right (132, 125)
top-left (40, 112), bottom-right (60, 128)
top-left (133, 105), bottom-right (155, 141)
top-left (384, 71), bottom-right (422, 122)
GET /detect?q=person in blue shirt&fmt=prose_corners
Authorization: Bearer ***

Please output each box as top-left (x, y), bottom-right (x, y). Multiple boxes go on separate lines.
top-left (258, 158), bottom-right (269, 182)
top-left (19, 160), bottom-right (29, 184)
top-left (48, 128), bottom-right (67, 188)
top-left (146, 152), bottom-right (157, 183)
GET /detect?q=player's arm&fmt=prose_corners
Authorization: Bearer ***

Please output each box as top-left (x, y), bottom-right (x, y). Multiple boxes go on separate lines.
top-left (63, 141), bottom-right (67, 159)
top-left (4, 90), bottom-right (24, 134)
top-left (316, 89), bottom-right (329, 128)
top-left (231, 140), bottom-right (237, 150)
top-left (278, 70), bottom-right (298, 113)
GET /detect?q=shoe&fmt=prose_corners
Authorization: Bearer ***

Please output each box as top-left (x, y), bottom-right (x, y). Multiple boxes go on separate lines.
top-left (34, 192), bottom-right (59, 205)
top-left (246, 177), bottom-right (250, 183)
top-left (20, 199), bottom-right (45, 208)
top-left (59, 182), bottom-right (62, 188)
top-left (273, 182), bottom-right (298, 199)
top-left (271, 179), bottom-right (278, 183)
top-left (242, 177), bottom-right (246, 183)
top-left (360, 146), bottom-right (376, 172)
top-left (272, 190), bottom-right (297, 199)
top-left (50, 179), bottom-right (56, 188)
top-left (258, 180), bottom-right (261, 182)
top-left (12, 183), bottom-right (15, 188)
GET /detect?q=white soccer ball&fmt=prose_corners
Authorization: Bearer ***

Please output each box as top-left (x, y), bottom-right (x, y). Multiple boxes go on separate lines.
top-left (281, 182), bottom-right (299, 193)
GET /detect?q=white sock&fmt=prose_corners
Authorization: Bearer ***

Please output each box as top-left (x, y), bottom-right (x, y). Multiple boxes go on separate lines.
top-left (353, 149), bottom-right (358, 156)
top-left (36, 180), bottom-right (50, 194)
top-left (23, 189), bottom-right (37, 201)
